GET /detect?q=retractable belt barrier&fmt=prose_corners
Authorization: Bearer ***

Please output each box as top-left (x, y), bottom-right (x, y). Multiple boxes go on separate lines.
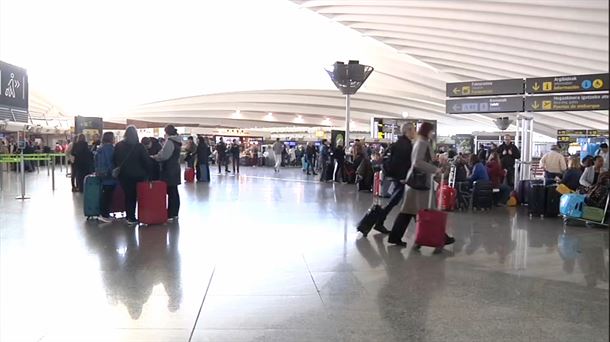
top-left (0, 153), bottom-right (67, 195)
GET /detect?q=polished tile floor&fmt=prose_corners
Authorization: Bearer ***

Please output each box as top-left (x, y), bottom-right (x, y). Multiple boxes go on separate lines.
top-left (0, 166), bottom-right (608, 342)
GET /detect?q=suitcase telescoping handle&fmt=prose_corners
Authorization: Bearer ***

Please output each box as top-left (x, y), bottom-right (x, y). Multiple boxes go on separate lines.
top-left (428, 173), bottom-right (441, 209)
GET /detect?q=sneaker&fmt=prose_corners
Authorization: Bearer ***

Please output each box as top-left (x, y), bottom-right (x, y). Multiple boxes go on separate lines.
top-left (168, 216), bottom-right (179, 222)
top-left (388, 238), bottom-right (407, 247)
top-left (126, 219), bottom-right (139, 226)
top-left (444, 236), bottom-right (456, 245)
top-left (98, 216), bottom-right (113, 223)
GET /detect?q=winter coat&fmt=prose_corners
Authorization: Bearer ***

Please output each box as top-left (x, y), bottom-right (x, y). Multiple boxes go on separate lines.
top-left (400, 138), bottom-right (438, 215)
top-left (153, 135), bottom-right (182, 186)
top-left (94, 143), bottom-right (117, 186)
top-left (113, 141), bottom-right (150, 181)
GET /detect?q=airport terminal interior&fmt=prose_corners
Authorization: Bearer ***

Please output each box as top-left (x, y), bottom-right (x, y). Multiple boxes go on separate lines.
top-left (0, 1), bottom-right (609, 341)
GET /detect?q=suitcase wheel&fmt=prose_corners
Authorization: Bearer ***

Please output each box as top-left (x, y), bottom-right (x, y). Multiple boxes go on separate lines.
top-left (433, 247), bottom-right (443, 254)
top-left (413, 244), bottom-right (421, 251)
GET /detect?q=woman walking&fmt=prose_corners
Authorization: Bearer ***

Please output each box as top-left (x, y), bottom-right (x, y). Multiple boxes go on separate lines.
top-left (388, 122), bottom-right (455, 247)
top-left (114, 126), bottom-right (150, 225)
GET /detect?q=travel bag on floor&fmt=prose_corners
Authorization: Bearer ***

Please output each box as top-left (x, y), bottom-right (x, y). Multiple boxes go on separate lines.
top-left (109, 184), bottom-right (126, 216)
top-left (415, 175), bottom-right (448, 249)
top-left (472, 180), bottom-right (493, 210)
top-left (559, 194), bottom-right (586, 218)
top-left (437, 183), bottom-right (457, 211)
top-left (544, 184), bottom-right (561, 217)
top-left (518, 179), bottom-right (544, 205)
top-left (83, 174), bottom-right (102, 218)
top-left (582, 205), bottom-right (605, 222)
top-left (528, 183), bottom-right (546, 216)
top-left (197, 164), bottom-right (210, 182)
top-left (184, 167), bottom-right (195, 183)
top-left (137, 181), bottom-right (168, 225)
top-left (356, 203), bottom-right (383, 237)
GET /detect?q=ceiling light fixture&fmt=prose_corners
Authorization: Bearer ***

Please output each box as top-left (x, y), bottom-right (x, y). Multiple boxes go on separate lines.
top-left (402, 111), bottom-right (409, 118)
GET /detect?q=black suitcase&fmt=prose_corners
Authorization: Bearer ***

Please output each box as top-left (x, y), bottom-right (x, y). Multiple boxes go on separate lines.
top-left (544, 184), bottom-right (560, 217)
top-left (473, 180), bottom-right (493, 210)
top-left (528, 183), bottom-right (546, 216)
top-left (518, 179), bottom-right (544, 205)
top-left (356, 204), bottom-right (383, 237)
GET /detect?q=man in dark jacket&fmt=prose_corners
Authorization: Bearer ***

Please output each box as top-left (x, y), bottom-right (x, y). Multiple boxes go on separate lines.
top-left (496, 135), bottom-right (520, 187)
top-left (305, 142), bottom-right (317, 175)
top-left (216, 138), bottom-right (229, 174)
top-left (230, 139), bottom-right (241, 174)
top-left (374, 123), bottom-right (415, 233)
top-left (152, 125), bottom-right (183, 221)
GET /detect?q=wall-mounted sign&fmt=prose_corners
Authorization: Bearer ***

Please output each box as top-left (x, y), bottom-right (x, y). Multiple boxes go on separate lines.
top-left (446, 96), bottom-right (524, 114)
top-left (446, 78), bottom-right (523, 97)
top-left (74, 116), bottom-right (104, 142)
top-left (525, 94), bottom-right (609, 112)
top-left (0, 60), bottom-right (29, 110)
top-left (525, 73), bottom-right (609, 93)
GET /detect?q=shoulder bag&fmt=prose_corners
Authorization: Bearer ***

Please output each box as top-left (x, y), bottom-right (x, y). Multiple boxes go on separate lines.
top-left (112, 144), bottom-right (136, 178)
top-left (405, 142), bottom-right (432, 190)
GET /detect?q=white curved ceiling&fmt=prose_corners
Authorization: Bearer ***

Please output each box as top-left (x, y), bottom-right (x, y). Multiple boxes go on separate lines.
top-left (1, 0), bottom-right (608, 137)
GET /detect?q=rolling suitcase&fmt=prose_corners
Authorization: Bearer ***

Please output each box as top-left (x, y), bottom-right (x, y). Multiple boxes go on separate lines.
top-left (83, 175), bottom-right (102, 219)
top-left (437, 184), bottom-right (457, 211)
top-left (137, 181), bottom-right (168, 225)
top-left (518, 179), bottom-right (544, 205)
top-left (184, 167), bottom-right (195, 183)
top-left (109, 184), bottom-right (126, 217)
top-left (544, 185), bottom-right (560, 217)
top-left (356, 203), bottom-right (383, 237)
top-left (414, 175), bottom-right (448, 250)
top-left (472, 180), bottom-right (493, 210)
top-left (528, 183), bottom-right (546, 216)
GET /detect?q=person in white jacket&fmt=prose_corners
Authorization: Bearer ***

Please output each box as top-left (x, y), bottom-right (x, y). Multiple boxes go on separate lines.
top-left (539, 145), bottom-right (567, 180)
top-left (580, 156), bottom-right (604, 187)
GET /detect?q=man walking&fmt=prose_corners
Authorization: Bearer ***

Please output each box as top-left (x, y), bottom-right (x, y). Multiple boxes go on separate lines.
top-left (374, 123), bottom-right (415, 233)
top-left (216, 138), bottom-right (229, 174)
top-left (305, 142), bottom-right (317, 176)
top-left (230, 139), bottom-right (241, 174)
top-left (272, 138), bottom-right (284, 173)
top-left (496, 134), bottom-right (520, 187)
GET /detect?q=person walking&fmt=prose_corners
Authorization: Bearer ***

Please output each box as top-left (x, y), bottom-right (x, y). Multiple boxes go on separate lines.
top-left (305, 142), bottom-right (317, 175)
top-left (496, 134), bottom-right (520, 188)
top-left (539, 145), bottom-right (567, 181)
top-left (95, 132), bottom-right (117, 223)
top-left (113, 126), bottom-right (150, 225)
top-left (319, 139), bottom-right (331, 182)
top-left (374, 123), bottom-right (415, 233)
top-left (230, 139), bottom-right (241, 174)
top-left (72, 134), bottom-right (94, 193)
top-left (216, 138), bottom-right (229, 174)
top-left (272, 138), bottom-right (283, 173)
top-left (196, 136), bottom-right (211, 182)
top-left (152, 125), bottom-right (183, 221)
top-left (388, 122), bottom-right (455, 247)
top-left (333, 145), bottom-right (346, 182)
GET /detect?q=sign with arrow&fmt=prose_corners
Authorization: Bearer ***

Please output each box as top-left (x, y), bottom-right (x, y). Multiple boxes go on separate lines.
top-left (525, 94), bottom-right (609, 112)
top-left (525, 73), bottom-right (609, 94)
top-left (446, 96), bottom-right (524, 114)
top-left (446, 78), bottom-right (523, 97)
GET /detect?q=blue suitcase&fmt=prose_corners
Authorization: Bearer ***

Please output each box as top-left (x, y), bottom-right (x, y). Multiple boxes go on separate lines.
top-left (83, 174), bottom-right (102, 219)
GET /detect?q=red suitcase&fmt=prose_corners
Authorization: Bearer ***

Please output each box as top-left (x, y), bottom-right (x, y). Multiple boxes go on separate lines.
top-left (184, 167), bottom-right (195, 183)
top-left (415, 175), bottom-right (448, 249)
top-left (437, 184), bottom-right (456, 211)
top-left (137, 181), bottom-right (168, 225)
top-left (109, 184), bottom-right (126, 217)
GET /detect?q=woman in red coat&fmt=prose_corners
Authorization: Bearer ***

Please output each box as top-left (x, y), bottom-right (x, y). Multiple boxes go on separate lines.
top-left (486, 152), bottom-right (511, 206)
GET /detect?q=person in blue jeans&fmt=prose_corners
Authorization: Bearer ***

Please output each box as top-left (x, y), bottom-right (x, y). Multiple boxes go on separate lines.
top-left (468, 154), bottom-right (489, 186)
top-left (94, 132), bottom-right (117, 222)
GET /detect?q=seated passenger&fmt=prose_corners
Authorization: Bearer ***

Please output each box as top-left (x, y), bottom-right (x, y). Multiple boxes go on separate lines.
top-left (452, 155), bottom-right (468, 183)
top-left (468, 154), bottom-right (489, 187)
top-left (561, 156), bottom-right (583, 192)
top-left (580, 156), bottom-right (604, 188)
top-left (584, 171), bottom-right (609, 209)
top-left (486, 152), bottom-right (510, 206)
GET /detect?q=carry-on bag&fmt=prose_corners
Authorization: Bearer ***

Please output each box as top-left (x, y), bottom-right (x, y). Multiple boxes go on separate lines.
top-left (519, 179), bottom-right (544, 205)
top-left (473, 180), bottom-right (493, 210)
top-left (137, 181), bottom-right (168, 225)
top-left (559, 193), bottom-right (586, 218)
top-left (528, 183), bottom-right (546, 216)
top-left (356, 203), bottom-right (383, 237)
top-left (582, 205), bottom-right (605, 222)
top-left (414, 175), bottom-right (448, 249)
top-left (83, 174), bottom-right (102, 219)
top-left (544, 184), bottom-right (561, 217)
top-left (109, 184), bottom-right (126, 216)
top-left (556, 183), bottom-right (574, 195)
top-left (437, 183), bottom-right (457, 211)
top-left (184, 167), bottom-right (195, 183)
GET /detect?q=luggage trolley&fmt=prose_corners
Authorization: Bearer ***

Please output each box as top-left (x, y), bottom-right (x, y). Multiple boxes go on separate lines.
top-left (562, 191), bottom-right (610, 228)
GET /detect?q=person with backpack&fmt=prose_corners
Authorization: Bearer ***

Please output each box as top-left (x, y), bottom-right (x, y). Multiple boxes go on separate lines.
top-left (374, 123), bottom-right (415, 233)
top-left (95, 132), bottom-right (117, 223)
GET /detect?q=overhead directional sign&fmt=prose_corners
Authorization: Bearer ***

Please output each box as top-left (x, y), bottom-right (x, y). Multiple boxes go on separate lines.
top-left (525, 94), bottom-right (609, 112)
top-left (526, 73), bottom-right (609, 94)
top-left (446, 96), bottom-right (524, 114)
top-left (446, 78), bottom-right (523, 97)
top-left (0, 60), bottom-right (29, 110)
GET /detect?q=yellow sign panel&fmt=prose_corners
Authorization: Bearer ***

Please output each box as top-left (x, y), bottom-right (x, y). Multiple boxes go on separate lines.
top-left (461, 86), bottom-right (471, 95)
top-left (542, 100), bottom-right (552, 110)
top-left (543, 82), bottom-right (553, 91)
top-left (593, 79), bottom-right (604, 89)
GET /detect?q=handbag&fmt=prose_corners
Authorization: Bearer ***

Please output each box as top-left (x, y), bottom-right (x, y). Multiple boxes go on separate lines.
top-left (112, 144), bottom-right (136, 178)
top-left (405, 142), bottom-right (432, 191)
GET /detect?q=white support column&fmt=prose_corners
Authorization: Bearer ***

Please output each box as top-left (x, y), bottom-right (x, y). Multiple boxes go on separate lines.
top-left (345, 94), bottom-right (351, 146)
